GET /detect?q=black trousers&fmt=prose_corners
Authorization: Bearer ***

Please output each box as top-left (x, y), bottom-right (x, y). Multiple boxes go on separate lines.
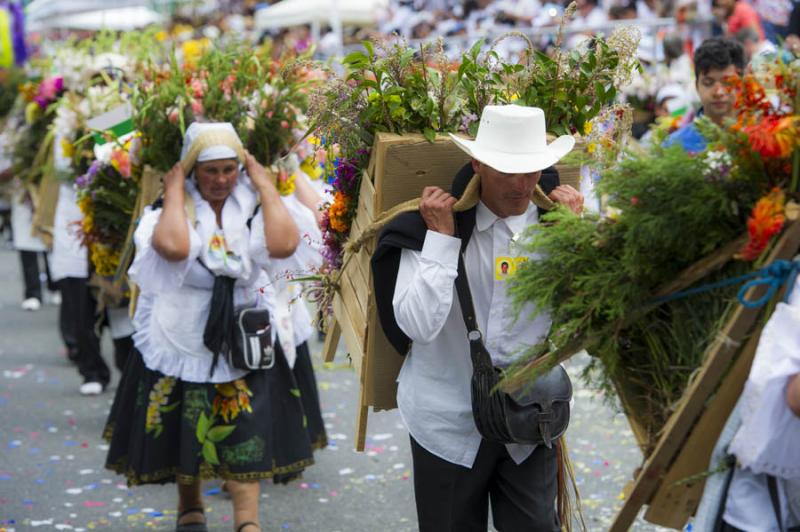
top-left (58, 276), bottom-right (132, 385)
top-left (19, 251), bottom-right (54, 300)
top-left (410, 436), bottom-right (560, 532)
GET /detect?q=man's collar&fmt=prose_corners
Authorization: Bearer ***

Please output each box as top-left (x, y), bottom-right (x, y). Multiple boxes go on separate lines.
top-left (475, 201), bottom-right (537, 234)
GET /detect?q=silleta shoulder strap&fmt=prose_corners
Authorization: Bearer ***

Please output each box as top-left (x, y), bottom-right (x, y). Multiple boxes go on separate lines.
top-left (454, 253), bottom-right (495, 373)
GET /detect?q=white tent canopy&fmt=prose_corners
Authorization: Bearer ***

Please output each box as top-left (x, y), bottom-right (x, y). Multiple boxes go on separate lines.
top-left (254, 0), bottom-right (388, 30)
top-left (29, 6), bottom-right (166, 31)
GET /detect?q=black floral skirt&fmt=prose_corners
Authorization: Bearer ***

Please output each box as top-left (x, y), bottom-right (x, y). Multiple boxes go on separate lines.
top-left (294, 341), bottom-right (327, 451)
top-left (103, 345), bottom-right (314, 486)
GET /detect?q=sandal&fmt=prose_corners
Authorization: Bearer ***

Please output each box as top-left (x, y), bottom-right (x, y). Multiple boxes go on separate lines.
top-left (175, 507), bottom-right (208, 532)
top-left (236, 521), bottom-right (261, 532)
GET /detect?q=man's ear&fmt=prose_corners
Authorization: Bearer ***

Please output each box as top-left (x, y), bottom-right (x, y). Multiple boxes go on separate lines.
top-left (471, 159), bottom-right (481, 174)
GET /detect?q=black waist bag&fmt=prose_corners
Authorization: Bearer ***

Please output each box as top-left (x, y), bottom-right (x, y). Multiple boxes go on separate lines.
top-left (455, 254), bottom-right (572, 448)
top-left (203, 268), bottom-right (276, 377)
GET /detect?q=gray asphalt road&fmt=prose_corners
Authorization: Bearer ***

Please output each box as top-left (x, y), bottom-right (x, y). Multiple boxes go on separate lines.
top-left (0, 246), bottom-right (676, 531)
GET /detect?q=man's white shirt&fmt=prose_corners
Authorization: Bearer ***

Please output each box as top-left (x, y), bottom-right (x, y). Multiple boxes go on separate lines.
top-left (393, 200), bottom-right (552, 468)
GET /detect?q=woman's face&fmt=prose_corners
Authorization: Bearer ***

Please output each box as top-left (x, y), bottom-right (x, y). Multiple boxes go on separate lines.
top-left (194, 159), bottom-right (239, 203)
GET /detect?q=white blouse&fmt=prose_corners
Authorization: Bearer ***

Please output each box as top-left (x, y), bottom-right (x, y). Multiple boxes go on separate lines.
top-left (128, 175), bottom-right (292, 383)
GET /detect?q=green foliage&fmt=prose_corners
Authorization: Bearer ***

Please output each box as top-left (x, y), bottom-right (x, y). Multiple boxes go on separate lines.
top-left (508, 144), bottom-right (756, 447)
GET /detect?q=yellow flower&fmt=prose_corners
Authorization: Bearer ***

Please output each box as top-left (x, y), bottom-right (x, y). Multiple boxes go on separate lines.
top-left (277, 172), bottom-right (297, 196)
top-left (587, 142), bottom-right (596, 154)
top-left (61, 138), bottom-right (74, 158)
top-left (584, 121), bottom-right (593, 135)
top-left (25, 102), bottom-right (40, 124)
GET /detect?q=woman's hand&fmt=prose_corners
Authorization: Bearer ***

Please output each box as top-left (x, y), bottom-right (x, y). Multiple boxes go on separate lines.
top-left (244, 151), bottom-right (277, 193)
top-left (163, 162), bottom-right (186, 196)
top-left (153, 163), bottom-right (190, 262)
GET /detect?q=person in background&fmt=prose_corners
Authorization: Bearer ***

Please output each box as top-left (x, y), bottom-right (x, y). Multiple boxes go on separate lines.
top-left (664, 37), bottom-right (746, 154)
top-left (753, 0), bottom-right (793, 43)
top-left (735, 27), bottom-right (778, 64)
top-left (713, 0), bottom-right (766, 40)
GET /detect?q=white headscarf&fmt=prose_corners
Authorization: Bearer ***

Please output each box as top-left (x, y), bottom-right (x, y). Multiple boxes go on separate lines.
top-left (179, 122), bottom-right (245, 174)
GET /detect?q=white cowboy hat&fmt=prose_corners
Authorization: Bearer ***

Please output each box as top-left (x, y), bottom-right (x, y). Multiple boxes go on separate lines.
top-left (449, 105), bottom-right (575, 174)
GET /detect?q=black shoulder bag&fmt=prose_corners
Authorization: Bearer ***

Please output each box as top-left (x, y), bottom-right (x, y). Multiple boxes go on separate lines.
top-left (454, 253), bottom-right (572, 448)
top-left (200, 206), bottom-right (275, 377)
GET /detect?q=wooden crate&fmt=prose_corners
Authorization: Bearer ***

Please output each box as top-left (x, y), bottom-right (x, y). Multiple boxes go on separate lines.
top-left (325, 132), bottom-right (472, 449)
top-left (609, 220), bottom-right (800, 530)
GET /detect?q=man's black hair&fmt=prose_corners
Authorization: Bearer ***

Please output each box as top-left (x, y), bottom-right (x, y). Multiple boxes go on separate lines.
top-left (693, 37), bottom-right (746, 79)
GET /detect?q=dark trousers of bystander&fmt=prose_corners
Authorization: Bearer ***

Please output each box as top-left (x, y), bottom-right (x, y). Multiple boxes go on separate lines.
top-left (58, 276), bottom-right (132, 387)
top-left (19, 250), bottom-right (55, 300)
top-left (410, 436), bottom-right (560, 532)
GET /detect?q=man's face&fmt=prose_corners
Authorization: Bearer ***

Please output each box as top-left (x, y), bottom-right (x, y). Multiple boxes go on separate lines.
top-left (473, 160), bottom-right (541, 218)
top-left (696, 64), bottom-right (739, 125)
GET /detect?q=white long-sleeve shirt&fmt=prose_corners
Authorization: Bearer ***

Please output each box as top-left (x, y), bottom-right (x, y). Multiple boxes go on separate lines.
top-left (392, 200), bottom-right (552, 468)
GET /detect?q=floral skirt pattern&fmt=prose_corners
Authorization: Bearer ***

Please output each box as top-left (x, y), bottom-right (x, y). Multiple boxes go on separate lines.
top-left (104, 345), bottom-right (314, 486)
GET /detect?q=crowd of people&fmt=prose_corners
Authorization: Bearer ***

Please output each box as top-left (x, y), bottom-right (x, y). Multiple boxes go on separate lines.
top-left (0, 0), bottom-right (798, 530)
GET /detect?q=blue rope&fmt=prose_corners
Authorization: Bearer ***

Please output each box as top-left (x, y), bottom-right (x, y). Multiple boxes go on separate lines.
top-left (649, 259), bottom-right (799, 308)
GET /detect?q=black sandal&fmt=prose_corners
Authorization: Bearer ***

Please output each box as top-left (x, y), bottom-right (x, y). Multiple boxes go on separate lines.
top-left (236, 521), bottom-right (261, 532)
top-left (175, 507), bottom-right (208, 532)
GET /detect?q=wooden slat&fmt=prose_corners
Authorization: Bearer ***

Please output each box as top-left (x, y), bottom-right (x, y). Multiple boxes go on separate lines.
top-left (343, 266), bottom-right (368, 327)
top-left (359, 170), bottom-right (376, 218)
top-left (338, 272), bottom-right (366, 344)
top-left (322, 318), bottom-right (341, 363)
top-left (610, 220), bottom-right (800, 531)
top-left (364, 303), bottom-right (403, 411)
top-left (333, 294), bottom-right (365, 376)
top-left (644, 323), bottom-right (762, 528)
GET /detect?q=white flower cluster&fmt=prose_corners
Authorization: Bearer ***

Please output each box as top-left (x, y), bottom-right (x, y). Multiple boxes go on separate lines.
top-left (701, 149), bottom-right (733, 181)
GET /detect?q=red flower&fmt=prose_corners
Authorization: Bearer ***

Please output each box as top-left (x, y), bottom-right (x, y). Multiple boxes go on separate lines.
top-left (737, 188), bottom-right (786, 261)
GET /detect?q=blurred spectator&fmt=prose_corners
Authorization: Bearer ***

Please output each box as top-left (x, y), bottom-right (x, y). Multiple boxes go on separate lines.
top-left (735, 26), bottom-right (777, 63)
top-left (753, 0), bottom-right (793, 42)
top-left (664, 37), bottom-right (745, 153)
top-left (712, 0), bottom-right (766, 40)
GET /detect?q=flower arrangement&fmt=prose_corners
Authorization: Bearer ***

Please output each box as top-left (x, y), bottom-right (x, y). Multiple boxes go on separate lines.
top-left (308, 13), bottom-right (640, 271)
top-left (75, 137), bottom-right (139, 276)
top-left (506, 55), bottom-right (800, 453)
top-left (12, 75), bottom-right (64, 184)
top-left (133, 42), bottom-right (315, 173)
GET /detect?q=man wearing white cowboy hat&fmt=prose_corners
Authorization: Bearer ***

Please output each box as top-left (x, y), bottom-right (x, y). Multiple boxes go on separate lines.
top-left (372, 104), bottom-right (583, 531)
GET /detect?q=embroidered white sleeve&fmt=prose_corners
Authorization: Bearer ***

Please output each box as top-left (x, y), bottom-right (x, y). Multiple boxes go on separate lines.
top-left (128, 207), bottom-right (202, 293)
top-left (393, 230), bottom-right (461, 344)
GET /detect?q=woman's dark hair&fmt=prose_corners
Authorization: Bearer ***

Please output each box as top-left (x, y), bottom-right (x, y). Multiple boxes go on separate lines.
top-left (693, 37), bottom-right (746, 79)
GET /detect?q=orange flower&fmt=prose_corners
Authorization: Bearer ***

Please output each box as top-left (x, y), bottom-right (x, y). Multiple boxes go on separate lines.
top-left (737, 188), bottom-right (786, 261)
top-left (212, 380), bottom-right (253, 422)
top-left (743, 115), bottom-right (800, 160)
top-left (328, 191), bottom-right (351, 233)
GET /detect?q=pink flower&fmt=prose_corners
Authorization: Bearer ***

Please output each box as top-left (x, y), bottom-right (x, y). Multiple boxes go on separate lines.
top-left (630, 196), bottom-right (639, 206)
top-left (168, 109), bottom-right (179, 124)
top-left (190, 98), bottom-right (204, 116)
top-left (190, 78), bottom-right (205, 98)
top-left (280, 120), bottom-right (289, 129)
top-left (315, 148), bottom-right (327, 165)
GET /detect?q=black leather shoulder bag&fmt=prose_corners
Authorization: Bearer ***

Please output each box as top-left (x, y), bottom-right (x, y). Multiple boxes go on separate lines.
top-left (454, 253), bottom-right (572, 448)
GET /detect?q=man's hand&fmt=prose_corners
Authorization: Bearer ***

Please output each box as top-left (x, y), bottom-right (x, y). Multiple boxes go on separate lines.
top-left (548, 185), bottom-right (584, 214)
top-left (420, 186), bottom-right (457, 236)
top-left (244, 151), bottom-right (277, 193)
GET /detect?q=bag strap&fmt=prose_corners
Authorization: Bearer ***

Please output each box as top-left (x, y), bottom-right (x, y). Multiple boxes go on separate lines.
top-left (768, 475), bottom-right (785, 532)
top-left (453, 253), bottom-right (495, 373)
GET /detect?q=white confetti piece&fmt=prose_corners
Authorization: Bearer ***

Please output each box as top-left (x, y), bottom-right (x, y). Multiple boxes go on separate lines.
top-left (318, 498), bottom-right (329, 503)
top-left (389, 446), bottom-right (399, 452)
top-left (371, 433), bottom-right (393, 441)
top-left (48, 427), bottom-right (58, 433)
top-left (329, 433), bottom-right (347, 440)
top-left (79, 469), bottom-right (93, 475)
top-left (392, 463), bottom-right (405, 470)
top-left (96, 444), bottom-right (109, 451)
top-left (112, 497), bottom-right (123, 503)
top-left (55, 525), bottom-right (73, 530)
top-left (31, 519), bottom-right (54, 526)
top-left (100, 479), bottom-right (112, 484)
top-left (338, 468), bottom-right (354, 475)
top-left (66, 455), bottom-right (75, 460)
top-left (63, 503), bottom-right (73, 508)
top-left (63, 410), bottom-right (74, 416)
top-left (141, 508), bottom-right (155, 513)
top-left (65, 488), bottom-right (82, 495)
top-left (108, 512), bottom-right (122, 517)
